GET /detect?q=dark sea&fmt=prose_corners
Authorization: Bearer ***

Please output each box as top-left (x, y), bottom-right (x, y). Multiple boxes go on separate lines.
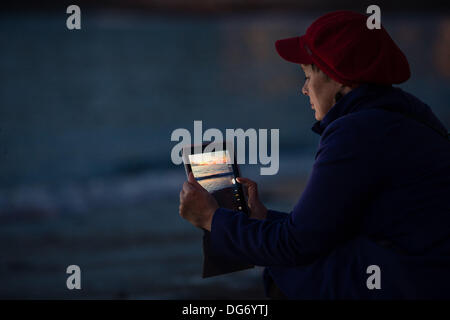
top-left (0, 10), bottom-right (449, 299)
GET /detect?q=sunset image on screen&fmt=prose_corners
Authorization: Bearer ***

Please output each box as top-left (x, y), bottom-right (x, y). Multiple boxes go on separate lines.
top-left (188, 150), bottom-right (234, 192)
top-left (188, 150), bottom-right (231, 166)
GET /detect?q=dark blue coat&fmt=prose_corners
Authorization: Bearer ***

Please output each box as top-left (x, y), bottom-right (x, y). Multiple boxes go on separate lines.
top-left (209, 84), bottom-right (450, 299)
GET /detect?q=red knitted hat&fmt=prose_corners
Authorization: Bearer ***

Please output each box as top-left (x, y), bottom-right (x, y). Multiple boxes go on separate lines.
top-left (275, 11), bottom-right (410, 85)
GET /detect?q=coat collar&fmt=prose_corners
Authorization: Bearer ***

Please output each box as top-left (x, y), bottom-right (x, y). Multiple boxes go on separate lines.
top-left (311, 83), bottom-right (449, 139)
top-left (311, 84), bottom-right (393, 135)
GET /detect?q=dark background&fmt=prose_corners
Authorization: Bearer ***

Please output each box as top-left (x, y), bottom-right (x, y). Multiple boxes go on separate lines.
top-left (0, 0), bottom-right (449, 299)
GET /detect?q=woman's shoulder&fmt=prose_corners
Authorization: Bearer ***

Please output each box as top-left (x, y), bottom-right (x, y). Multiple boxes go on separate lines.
top-left (321, 108), bottom-right (396, 142)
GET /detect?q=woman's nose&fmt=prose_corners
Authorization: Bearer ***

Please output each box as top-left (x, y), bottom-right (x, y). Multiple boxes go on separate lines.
top-left (301, 83), bottom-right (308, 96)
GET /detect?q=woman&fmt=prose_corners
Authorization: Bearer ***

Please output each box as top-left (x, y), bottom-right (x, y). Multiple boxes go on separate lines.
top-left (179, 11), bottom-right (450, 299)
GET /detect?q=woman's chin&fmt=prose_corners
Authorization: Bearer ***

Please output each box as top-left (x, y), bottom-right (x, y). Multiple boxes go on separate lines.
top-left (314, 112), bottom-right (321, 121)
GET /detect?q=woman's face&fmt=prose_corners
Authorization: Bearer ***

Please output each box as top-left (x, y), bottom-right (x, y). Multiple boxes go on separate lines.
top-left (300, 64), bottom-right (342, 121)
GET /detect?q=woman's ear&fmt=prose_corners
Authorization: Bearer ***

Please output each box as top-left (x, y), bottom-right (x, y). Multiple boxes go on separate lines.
top-left (340, 84), bottom-right (357, 95)
top-left (335, 83), bottom-right (357, 103)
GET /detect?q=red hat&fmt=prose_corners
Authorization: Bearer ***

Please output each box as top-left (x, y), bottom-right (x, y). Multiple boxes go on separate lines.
top-left (275, 11), bottom-right (410, 85)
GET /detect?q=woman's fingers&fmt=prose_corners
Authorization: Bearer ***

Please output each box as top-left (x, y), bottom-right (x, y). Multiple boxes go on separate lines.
top-left (236, 177), bottom-right (251, 195)
top-left (236, 177), bottom-right (253, 184)
top-left (236, 177), bottom-right (257, 190)
top-left (237, 177), bottom-right (257, 190)
top-left (236, 177), bottom-right (258, 204)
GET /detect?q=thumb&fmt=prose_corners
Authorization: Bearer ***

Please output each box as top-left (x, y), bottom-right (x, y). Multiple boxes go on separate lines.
top-left (188, 172), bottom-right (202, 188)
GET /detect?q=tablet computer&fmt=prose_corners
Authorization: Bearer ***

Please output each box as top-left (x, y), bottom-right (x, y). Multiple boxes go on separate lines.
top-left (182, 141), bottom-right (254, 277)
top-left (182, 141), bottom-right (248, 214)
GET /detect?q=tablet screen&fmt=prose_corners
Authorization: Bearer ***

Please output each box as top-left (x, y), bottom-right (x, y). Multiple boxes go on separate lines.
top-left (188, 150), bottom-right (235, 192)
top-left (187, 149), bottom-right (245, 212)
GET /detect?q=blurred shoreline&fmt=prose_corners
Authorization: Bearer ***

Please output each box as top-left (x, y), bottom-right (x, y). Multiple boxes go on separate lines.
top-left (0, 153), bottom-right (312, 220)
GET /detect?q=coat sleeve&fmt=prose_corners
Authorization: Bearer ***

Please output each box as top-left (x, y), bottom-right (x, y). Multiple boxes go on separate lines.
top-left (209, 118), bottom-right (385, 267)
top-left (266, 209), bottom-right (290, 221)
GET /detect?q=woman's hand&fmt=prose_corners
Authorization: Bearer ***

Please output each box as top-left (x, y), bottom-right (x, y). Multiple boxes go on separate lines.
top-left (236, 177), bottom-right (268, 220)
top-left (179, 172), bottom-right (219, 231)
